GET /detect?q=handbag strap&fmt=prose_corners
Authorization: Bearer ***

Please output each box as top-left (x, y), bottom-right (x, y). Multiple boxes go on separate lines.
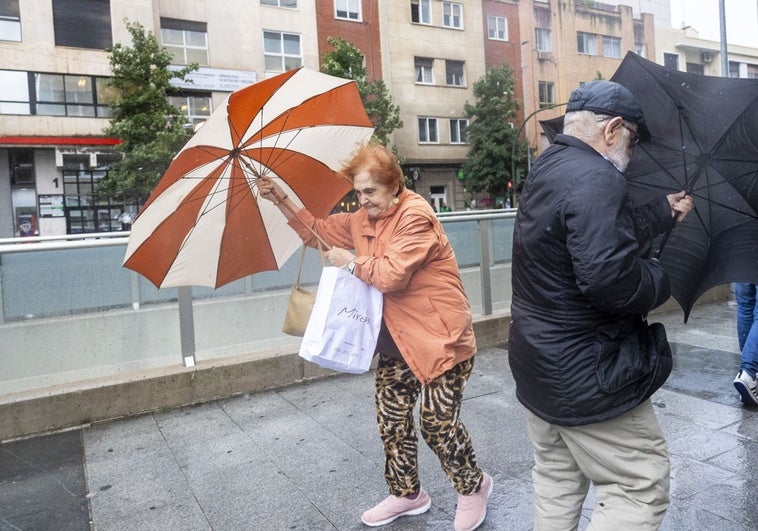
top-left (294, 241), bottom-right (325, 287)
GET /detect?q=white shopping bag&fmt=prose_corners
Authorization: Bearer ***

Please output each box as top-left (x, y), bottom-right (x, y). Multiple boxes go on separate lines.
top-left (299, 266), bottom-right (383, 373)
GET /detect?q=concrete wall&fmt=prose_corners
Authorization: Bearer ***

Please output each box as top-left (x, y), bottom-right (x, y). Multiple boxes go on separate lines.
top-left (0, 281), bottom-right (730, 441)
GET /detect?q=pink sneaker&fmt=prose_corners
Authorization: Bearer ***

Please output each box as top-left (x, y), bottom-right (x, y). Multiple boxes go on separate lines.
top-left (454, 473), bottom-right (493, 531)
top-left (361, 489), bottom-right (432, 527)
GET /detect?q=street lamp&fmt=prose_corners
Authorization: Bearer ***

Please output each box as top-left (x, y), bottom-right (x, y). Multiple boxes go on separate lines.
top-left (520, 40), bottom-right (532, 174)
top-left (509, 102), bottom-right (568, 203)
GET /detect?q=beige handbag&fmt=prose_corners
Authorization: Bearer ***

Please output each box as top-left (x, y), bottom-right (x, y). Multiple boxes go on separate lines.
top-left (282, 244), bottom-right (324, 336)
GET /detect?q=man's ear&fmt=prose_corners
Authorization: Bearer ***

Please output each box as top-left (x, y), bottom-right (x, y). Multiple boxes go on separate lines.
top-left (603, 116), bottom-right (624, 146)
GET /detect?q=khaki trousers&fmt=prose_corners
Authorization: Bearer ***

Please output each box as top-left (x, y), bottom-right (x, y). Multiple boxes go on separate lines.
top-left (524, 399), bottom-right (670, 531)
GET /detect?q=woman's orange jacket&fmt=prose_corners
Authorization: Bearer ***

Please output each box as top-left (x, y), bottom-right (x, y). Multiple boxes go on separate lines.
top-left (289, 188), bottom-right (477, 384)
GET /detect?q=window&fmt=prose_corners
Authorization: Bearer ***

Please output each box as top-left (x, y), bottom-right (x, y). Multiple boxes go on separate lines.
top-left (418, 117), bottom-right (438, 143)
top-left (748, 64), bottom-right (758, 79)
top-left (336, 0), bottom-right (361, 21)
top-left (445, 60), bottom-right (464, 86)
top-left (161, 18), bottom-right (209, 66)
top-left (603, 36), bottom-right (621, 58)
top-left (535, 28), bottom-right (551, 52)
top-left (411, 0), bottom-right (431, 24)
top-left (261, 0), bottom-right (297, 7)
top-left (63, 167), bottom-right (123, 233)
top-left (442, 2), bottom-right (463, 29)
top-left (450, 118), bottom-right (468, 144)
top-left (52, 0), bottom-right (112, 49)
top-left (264, 31), bottom-right (302, 73)
top-left (538, 81), bottom-right (554, 109)
top-left (0, 70), bottom-right (30, 114)
top-left (577, 32), bottom-right (596, 55)
top-left (0, 71), bottom-right (116, 117)
top-left (487, 16), bottom-right (507, 41)
top-left (33, 73), bottom-right (114, 117)
top-left (0, 0), bottom-right (21, 41)
top-left (663, 53), bottom-right (679, 70)
top-left (728, 61), bottom-right (740, 78)
top-left (415, 57), bottom-right (433, 84)
top-left (686, 63), bottom-right (704, 75)
top-left (168, 93), bottom-right (212, 125)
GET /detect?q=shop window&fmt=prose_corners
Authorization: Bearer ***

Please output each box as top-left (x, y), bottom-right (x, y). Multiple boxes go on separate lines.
top-left (52, 0), bottom-right (112, 49)
top-left (63, 167), bottom-right (123, 233)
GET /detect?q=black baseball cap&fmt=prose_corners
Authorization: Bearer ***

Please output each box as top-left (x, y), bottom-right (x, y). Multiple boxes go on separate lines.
top-left (566, 80), bottom-right (651, 142)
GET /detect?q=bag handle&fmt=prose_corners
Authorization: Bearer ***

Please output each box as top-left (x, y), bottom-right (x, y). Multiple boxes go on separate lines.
top-left (294, 241), bottom-right (325, 288)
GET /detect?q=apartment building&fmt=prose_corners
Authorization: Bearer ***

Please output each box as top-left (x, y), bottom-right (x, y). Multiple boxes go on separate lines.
top-left (516, 1), bottom-right (655, 152)
top-left (2, 1), bottom-right (754, 237)
top-left (0, 0), bottom-right (320, 238)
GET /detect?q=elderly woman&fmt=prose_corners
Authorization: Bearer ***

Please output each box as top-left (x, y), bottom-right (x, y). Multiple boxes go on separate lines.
top-left (258, 143), bottom-right (492, 531)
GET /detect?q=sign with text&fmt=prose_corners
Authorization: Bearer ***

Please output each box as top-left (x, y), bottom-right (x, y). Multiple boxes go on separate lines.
top-left (169, 66), bottom-right (257, 92)
top-left (38, 194), bottom-right (65, 218)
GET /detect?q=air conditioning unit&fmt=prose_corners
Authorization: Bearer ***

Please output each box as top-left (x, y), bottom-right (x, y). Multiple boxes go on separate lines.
top-left (537, 51), bottom-right (552, 61)
top-left (702, 51), bottom-right (713, 63)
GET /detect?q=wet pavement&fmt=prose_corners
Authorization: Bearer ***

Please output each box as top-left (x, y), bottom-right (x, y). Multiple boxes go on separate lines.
top-left (1, 300), bottom-right (757, 530)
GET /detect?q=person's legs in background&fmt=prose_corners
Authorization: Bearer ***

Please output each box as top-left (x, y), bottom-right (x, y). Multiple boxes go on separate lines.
top-left (733, 283), bottom-right (758, 405)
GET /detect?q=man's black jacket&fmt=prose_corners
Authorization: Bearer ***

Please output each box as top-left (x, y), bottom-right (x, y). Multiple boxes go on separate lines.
top-left (509, 134), bottom-right (675, 426)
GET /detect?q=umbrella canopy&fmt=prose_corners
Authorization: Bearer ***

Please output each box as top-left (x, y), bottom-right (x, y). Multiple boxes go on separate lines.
top-left (541, 52), bottom-right (758, 321)
top-left (123, 67), bottom-right (374, 289)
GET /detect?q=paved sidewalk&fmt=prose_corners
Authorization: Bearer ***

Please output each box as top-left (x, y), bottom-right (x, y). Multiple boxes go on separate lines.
top-left (2, 301), bottom-right (757, 530)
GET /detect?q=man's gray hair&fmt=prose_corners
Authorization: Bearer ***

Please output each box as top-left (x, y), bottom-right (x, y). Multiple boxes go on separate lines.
top-left (563, 110), bottom-right (611, 143)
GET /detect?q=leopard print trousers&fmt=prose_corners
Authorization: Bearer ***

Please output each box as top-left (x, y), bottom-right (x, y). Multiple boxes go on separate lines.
top-left (374, 355), bottom-right (483, 496)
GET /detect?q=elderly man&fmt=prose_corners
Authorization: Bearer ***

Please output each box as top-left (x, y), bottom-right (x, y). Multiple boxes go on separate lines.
top-left (509, 80), bottom-right (693, 530)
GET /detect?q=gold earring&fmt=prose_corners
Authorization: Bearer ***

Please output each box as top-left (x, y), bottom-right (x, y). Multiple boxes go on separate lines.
top-left (392, 197), bottom-right (399, 205)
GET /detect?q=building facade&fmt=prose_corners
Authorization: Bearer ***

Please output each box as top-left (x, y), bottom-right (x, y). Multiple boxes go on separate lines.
top-left (1, 0), bottom-right (756, 237)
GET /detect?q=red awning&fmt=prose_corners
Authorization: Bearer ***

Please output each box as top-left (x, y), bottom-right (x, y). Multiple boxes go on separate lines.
top-left (0, 136), bottom-right (121, 147)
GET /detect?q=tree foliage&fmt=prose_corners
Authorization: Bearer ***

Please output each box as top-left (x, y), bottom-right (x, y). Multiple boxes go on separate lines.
top-left (320, 37), bottom-right (402, 147)
top-left (98, 21), bottom-right (198, 203)
top-left (462, 63), bottom-right (529, 200)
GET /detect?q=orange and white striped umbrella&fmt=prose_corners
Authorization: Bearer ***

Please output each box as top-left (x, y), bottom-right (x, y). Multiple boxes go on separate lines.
top-left (123, 68), bottom-right (374, 288)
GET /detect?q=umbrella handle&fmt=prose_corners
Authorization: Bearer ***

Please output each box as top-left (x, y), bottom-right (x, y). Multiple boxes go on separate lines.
top-left (279, 200), bottom-right (332, 251)
top-left (653, 212), bottom-right (681, 260)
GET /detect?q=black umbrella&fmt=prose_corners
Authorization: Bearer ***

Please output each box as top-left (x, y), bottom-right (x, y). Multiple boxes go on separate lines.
top-left (541, 52), bottom-right (758, 321)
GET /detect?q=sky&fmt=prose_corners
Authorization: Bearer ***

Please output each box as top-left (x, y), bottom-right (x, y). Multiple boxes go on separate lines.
top-left (669, 0), bottom-right (758, 47)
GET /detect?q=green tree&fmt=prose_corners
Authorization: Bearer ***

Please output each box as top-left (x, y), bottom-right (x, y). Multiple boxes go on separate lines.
top-left (97, 21), bottom-right (198, 203)
top-left (320, 36), bottom-right (402, 147)
top-left (462, 63), bottom-right (528, 201)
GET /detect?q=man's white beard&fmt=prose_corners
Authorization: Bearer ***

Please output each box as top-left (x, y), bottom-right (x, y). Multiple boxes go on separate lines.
top-left (606, 130), bottom-right (632, 172)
